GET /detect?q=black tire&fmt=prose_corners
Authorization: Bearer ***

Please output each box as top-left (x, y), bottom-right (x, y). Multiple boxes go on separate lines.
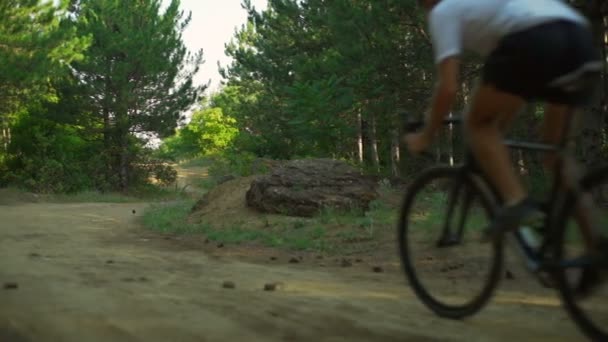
top-left (398, 166), bottom-right (503, 319)
top-left (554, 166), bottom-right (608, 341)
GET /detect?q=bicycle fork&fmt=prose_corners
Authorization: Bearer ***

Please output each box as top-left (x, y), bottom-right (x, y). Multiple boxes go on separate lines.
top-left (437, 180), bottom-right (473, 248)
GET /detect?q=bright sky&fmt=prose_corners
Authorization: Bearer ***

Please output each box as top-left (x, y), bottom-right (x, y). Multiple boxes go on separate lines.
top-left (164, 0), bottom-right (268, 91)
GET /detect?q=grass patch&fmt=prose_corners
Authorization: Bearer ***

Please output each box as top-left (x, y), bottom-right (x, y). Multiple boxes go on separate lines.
top-left (141, 200), bottom-right (203, 233)
top-left (141, 195), bottom-right (399, 254)
top-left (193, 177), bottom-right (219, 192)
top-left (408, 188), bottom-right (489, 237)
top-left (0, 184), bottom-right (191, 204)
top-left (49, 186), bottom-right (189, 203)
top-left (179, 156), bottom-right (215, 168)
top-left (48, 191), bottom-right (142, 203)
top-left (143, 201), bottom-right (270, 238)
top-left (142, 200), bottom-right (336, 251)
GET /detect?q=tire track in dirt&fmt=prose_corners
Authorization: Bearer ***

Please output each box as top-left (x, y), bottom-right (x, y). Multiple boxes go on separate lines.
top-left (0, 200), bottom-right (589, 341)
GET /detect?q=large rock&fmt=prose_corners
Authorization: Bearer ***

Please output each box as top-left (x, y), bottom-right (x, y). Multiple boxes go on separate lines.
top-left (246, 159), bottom-right (379, 217)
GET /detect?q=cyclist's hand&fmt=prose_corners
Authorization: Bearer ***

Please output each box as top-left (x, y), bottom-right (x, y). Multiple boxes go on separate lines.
top-left (405, 131), bottom-right (432, 155)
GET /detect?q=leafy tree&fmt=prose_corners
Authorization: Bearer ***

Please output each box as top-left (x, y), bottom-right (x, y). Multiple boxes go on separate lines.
top-left (157, 103), bottom-right (238, 160)
top-left (188, 107), bottom-right (238, 155)
top-left (70, 0), bottom-right (205, 190)
top-left (221, 0), bottom-right (434, 171)
top-left (0, 0), bottom-right (89, 154)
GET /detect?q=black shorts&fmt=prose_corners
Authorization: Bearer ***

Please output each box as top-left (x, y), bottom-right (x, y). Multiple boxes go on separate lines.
top-left (483, 20), bottom-right (601, 106)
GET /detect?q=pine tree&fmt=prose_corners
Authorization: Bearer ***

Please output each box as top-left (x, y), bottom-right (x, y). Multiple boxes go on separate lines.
top-left (71, 0), bottom-right (205, 190)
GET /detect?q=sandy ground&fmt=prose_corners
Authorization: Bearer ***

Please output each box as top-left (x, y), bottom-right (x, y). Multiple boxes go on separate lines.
top-left (0, 169), bottom-right (594, 341)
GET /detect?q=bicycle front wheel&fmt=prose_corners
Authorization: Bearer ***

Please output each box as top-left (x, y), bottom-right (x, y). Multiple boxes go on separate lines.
top-left (398, 166), bottom-right (503, 319)
top-left (554, 166), bottom-right (608, 341)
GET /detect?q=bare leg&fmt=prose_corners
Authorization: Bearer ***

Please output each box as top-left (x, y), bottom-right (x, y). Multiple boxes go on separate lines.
top-left (465, 82), bottom-right (527, 205)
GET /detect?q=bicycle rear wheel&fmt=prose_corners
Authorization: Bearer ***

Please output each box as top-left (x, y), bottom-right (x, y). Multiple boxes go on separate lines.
top-left (398, 166), bottom-right (503, 319)
top-left (554, 166), bottom-right (608, 341)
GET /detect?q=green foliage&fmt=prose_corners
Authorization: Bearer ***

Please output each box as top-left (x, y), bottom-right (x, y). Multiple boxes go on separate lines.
top-left (155, 128), bottom-right (201, 161)
top-left (189, 107), bottom-right (238, 154)
top-left (1, 0), bottom-right (204, 193)
top-left (218, 0), bottom-right (435, 168)
top-left (207, 151), bottom-right (263, 178)
top-left (3, 110), bottom-right (102, 193)
top-left (3, 0), bottom-right (606, 195)
top-left (65, 0), bottom-right (204, 190)
top-left (0, 0), bottom-right (90, 168)
top-left (0, 0), bottom-right (89, 93)
top-left (157, 103), bottom-right (238, 161)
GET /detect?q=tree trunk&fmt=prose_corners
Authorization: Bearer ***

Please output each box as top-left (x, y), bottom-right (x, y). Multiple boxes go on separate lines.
top-left (367, 111), bottom-right (380, 172)
top-left (116, 108), bottom-right (130, 191)
top-left (357, 109), bottom-right (364, 164)
top-left (119, 132), bottom-right (129, 191)
top-left (391, 128), bottom-right (400, 176)
top-left (102, 106), bottom-right (114, 186)
top-left (1, 117), bottom-right (7, 152)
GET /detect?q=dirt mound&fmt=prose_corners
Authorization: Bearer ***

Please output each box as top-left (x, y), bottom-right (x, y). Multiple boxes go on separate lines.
top-left (187, 175), bottom-right (320, 230)
top-left (188, 176), bottom-right (263, 227)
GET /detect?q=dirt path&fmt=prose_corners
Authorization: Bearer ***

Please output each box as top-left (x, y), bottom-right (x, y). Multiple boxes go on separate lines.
top-left (173, 165), bottom-right (209, 195)
top-left (0, 193), bottom-right (591, 341)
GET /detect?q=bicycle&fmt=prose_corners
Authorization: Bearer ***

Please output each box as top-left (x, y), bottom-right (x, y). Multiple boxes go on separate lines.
top-left (398, 114), bottom-right (608, 341)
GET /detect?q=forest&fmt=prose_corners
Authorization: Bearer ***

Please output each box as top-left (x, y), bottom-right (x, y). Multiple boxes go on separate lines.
top-left (1, 0), bottom-right (606, 194)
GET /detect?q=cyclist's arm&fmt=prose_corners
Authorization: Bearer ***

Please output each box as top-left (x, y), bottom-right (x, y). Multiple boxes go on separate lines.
top-left (423, 56), bottom-right (459, 138)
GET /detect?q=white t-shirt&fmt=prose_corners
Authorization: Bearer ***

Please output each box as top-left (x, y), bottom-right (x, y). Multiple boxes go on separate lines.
top-left (429, 0), bottom-right (589, 64)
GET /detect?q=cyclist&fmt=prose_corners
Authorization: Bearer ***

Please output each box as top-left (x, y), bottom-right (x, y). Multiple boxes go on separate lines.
top-left (405, 0), bottom-right (603, 288)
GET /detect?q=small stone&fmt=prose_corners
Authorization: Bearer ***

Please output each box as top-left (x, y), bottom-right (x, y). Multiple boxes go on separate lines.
top-left (222, 281), bottom-right (236, 289)
top-left (341, 259), bottom-right (352, 268)
top-left (263, 282), bottom-right (285, 291)
top-left (3, 282), bottom-right (18, 290)
top-left (217, 243), bottom-right (225, 248)
top-left (288, 257), bottom-right (300, 264)
top-left (132, 209), bottom-right (136, 214)
top-left (372, 266), bottom-right (384, 273)
top-left (270, 256), bottom-right (277, 261)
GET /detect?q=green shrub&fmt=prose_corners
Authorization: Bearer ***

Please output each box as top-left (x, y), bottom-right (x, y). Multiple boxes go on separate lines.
top-left (207, 151), bottom-right (269, 179)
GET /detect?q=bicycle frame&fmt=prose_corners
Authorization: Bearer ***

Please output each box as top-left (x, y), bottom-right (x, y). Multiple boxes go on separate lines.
top-left (413, 110), bottom-right (579, 272)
